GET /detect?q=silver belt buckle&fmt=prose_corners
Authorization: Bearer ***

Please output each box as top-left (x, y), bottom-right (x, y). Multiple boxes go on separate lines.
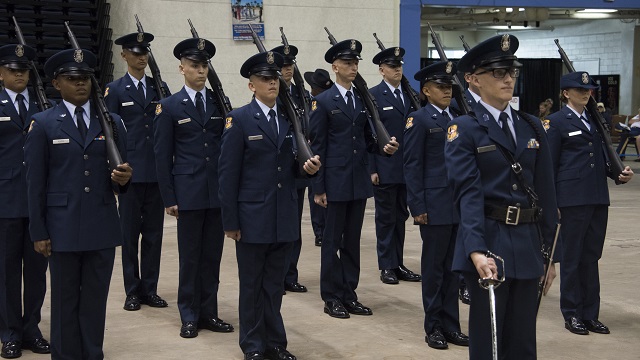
top-left (505, 206), bottom-right (520, 225)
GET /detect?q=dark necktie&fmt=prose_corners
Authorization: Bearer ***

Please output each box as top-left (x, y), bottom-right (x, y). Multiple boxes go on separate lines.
top-left (441, 110), bottom-right (451, 121)
top-left (137, 81), bottom-right (145, 101)
top-left (580, 115), bottom-right (591, 130)
top-left (346, 91), bottom-right (355, 117)
top-left (268, 109), bottom-right (278, 137)
top-left (195, 92), bottom-right (205, 120)
top-left (76, 107), bottom-right (87, 140)
top-left (499, 112), bottom-right (516, 148)
top-left (16, 93), bottom-right (27, 125)
top-left (394, 88), bottom-right (404, 108)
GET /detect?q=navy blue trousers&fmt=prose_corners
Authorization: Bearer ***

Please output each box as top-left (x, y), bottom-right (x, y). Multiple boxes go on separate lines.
top-left (373, 184), bottom-right (409, 270)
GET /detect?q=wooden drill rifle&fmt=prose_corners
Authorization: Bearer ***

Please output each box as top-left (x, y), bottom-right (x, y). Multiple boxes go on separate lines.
top-left (12, 17), bottom-right (51, 111)
top-left (372, 32), bottom-right (421, 110)
top-left (279, 27), bottom-right (310, 134)
top-left (248, 24), bottom-right (314, 175)
top-left (134, 15), bottom-right (169, 99)
top-left (460, 35), bottom-right (471, 52)
top-left (188, 19), bottom-right (233, 116)
top-left (324, 27), bottom-right (392, 155)
top-left (555, 39), bottom-right (625, 184)
top-left (65, 22), bottom-right (123, 172)
top-left (426, 22), bottom-right (470, 115)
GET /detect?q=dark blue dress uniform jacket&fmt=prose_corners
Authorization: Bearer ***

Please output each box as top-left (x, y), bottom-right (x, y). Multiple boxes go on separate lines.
top-left (368, 80), bottom-right (415, 184)
top-left (153, 86), bottom-right (223, 210)
top-left (403, 104), bottom-right (459, 225)
top-left (546, 106), bottom-right (612, 207)
top-left (104, 74), bottom-right (170, 183)
top-left (309, 84), bottom-right (379, 201)
top-left (444, 104), bottom-right (558, 279)
top-left (0, 91), bottom-right (43, 218)
top-left (24, 103), bottom-right (128, 251)
top-left (218, 99), bottom-right (300, 244)
top-left (449, 88), bottom-right (478, 115)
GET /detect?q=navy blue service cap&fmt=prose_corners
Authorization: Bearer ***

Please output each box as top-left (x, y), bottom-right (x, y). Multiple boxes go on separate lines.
top-left (0, 44), bottom-right (36, 70)
top-left (114, 32), bottom-right (154, 54)
top-left (560, 71), bottom-right (598, 90)
top-left (270, 45), bottom-right (298, 65)
top-left (457, 34), bottom-right (521, 73)
top-left (44, 49), bottom-right (97, 78)
top-left (304, 68), bottom-right (333, 90)
top-left (414, 61), bottom-right (457, 86)
top-left (324, 39), bottom-right (362, 63)
top-left (240, 51), bottom-right (284, 79)
top-left (173, 38), bottom-right (216, 62)
top-left (372, 47), bottom-right (405, 66)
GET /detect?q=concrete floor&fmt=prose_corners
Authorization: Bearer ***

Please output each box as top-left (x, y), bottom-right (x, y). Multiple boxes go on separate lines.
top-left (20, 161), bottom-right (640, 359)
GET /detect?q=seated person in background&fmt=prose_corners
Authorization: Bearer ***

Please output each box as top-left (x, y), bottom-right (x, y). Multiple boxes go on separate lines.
top-left (597, 102), bottom-right (613, 128)
top-left (615, 107), bottom-right (640, 160)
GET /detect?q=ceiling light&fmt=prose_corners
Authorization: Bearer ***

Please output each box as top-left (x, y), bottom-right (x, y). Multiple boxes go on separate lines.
top-left (576, 9), bottom-right (618, 13)
top-left (518, 8), bottom-right (525, 11)
top-left (506, 7), bottom-right (513, 13)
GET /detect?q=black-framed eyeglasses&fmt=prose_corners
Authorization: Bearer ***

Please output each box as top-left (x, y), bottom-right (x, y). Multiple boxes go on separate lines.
top-left (475, 67), bottom-right (520, 79)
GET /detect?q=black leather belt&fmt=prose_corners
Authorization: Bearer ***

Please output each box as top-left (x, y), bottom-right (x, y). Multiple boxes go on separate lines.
top-left (484, 204), bottom-right (539, 225)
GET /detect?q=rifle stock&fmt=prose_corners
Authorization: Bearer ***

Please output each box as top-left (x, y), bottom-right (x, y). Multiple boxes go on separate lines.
top-left (323, 27), bottom-right (392, 155)
top-left (188, 19), bottom-right (233, 116)
top-left (12, 17), bottom-right (51, 111)
top-left (280, 27), bottom-right (311, 134)
top-left (372, 32), bottom-right (421, 111)
top-left (554, 39), bottom-right (624, 184)
top-left (134, 15), bottom-right (168, 99)
top-left (65, 21), bottom-right (123, 172)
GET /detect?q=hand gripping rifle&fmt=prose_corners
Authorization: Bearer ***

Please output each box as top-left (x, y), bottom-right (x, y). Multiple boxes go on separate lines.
top-left (188, 19), bottom-right (233, 116)
top-left (248, 24), bottom-right (314, 175)
top-left (324, 27), bottom-right (392, 155)
top-left (555, 39), bottom-right (625, 184)
top-left (279, 27), bottom-right (310, 133)
top-left (134, 15), bottom-right (169, 99)
top-left (65, 22), bottom-right (123, 172)
top-left (426, 22), bottom-right (471, 115)
top-left (372, 32), bottom-right (421, 110)
top-left (12, 17), bottom-right (51, 111)
top-left (460, 35), bottom-right (471, 52)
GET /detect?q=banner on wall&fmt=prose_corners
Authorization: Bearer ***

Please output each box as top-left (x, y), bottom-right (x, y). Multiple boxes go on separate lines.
top-left (592, 75), bottom-right (620, 115)
top-left (231, 0), bottom-right (264, 41)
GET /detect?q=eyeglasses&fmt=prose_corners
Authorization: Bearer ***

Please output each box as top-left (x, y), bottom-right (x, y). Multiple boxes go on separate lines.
top-left (475, 67), bottom-right (520, 79)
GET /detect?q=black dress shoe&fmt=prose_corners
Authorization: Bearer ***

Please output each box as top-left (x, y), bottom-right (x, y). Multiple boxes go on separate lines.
top-left (1, 341), bottom-right (21, 359)
top-left (425, 329), bottom-right (448, 350)
top-left (443, 331), bottom-right (469, 346)
top-left (565, 316), bottom-right (589, 335)
top-left (396, 265), bottom-right (422, 282)
top-left (323, 300), bottom-right (350, 319)
top-left (198, 317), bottom-right (234, 333)
top-left (380, 269), bottom-right (399, 284)
top-left (459, 285), bottom-right (471, 305)
top-left (244, 351), bottom-right (265, 360)
top-left (123, 295), bottom-right (141, 311)
top-left (21, 338), bottom-right (50, 354)
top-left (140, 294), bottom-right (168, 308)
top-left (314, 237), bottom-right (322, 247)
top-left (584, 319), bottom-right (610, 334)
top-left (180, 321), bottom-right (198, 338)
top-left (284, 282), bottom-right (308, 293)
top-left (343, 300), bottom-right (373, 316)
top-left (264, 346), bottom-right (297, 360)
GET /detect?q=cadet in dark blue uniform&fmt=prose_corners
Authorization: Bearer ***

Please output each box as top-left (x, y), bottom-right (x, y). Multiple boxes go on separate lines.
top-left (444, 35), bottom-right (559, 360)
top-left (105, 31), bottom-right (170, 312)
top-left (271, 44), bottom-right (308, 294)
top-left (153, 38), bottom-right (233, 338)
top-left (219, 51), bottom-right (321, 360)
top-left (546, 72), bottom-right (633, 336)
top-left (369, 46), bottom-right (420, 285)
top-left (404, 61), bottom-right (468, 350)
top-left (303, 68), bottom-right (333, 247)
top-left (0, 44), bottom-right (50, 359)
top-left (310, 39), bottom-right (398, 319)
top-left (25, 48), bottom-right (132, 360)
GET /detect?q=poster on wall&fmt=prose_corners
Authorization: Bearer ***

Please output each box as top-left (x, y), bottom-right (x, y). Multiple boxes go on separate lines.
top-left (231, 0), bottom-right (264, 41)
top-left (592, 75), bottom-right (620, 115)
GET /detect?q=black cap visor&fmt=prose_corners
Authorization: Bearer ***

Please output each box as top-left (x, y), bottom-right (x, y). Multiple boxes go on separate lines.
top-left (1, 61), bottom-right (31, 70)
top-left (423, 75), bottom-right (455, 85)
top-left (54, 67), bottom-right (95, 78)
top-left (124, 45), bottom-right (149, 55)
top-left (333, 50), bottom-right (361, 62)
top-left (476, 57), bottom-right (521, 71)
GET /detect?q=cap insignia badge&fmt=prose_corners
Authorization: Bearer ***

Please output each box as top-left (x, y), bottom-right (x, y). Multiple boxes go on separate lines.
top-left (582, 73), bottom-right (589, 84)
top-left (15, 45), bottom-right (24, 58)
top-left (284, 45), bottom-right (290, 55)
top-left (74, 49), bottom-right (83, 63)
top-left (446, 61), bottom-right (453, 74)
top-left (267, 51), bottom-right (274, 64)
top-left (350, 40), bottom-right (356, 51)
top-left (137, 32), bottom-right (144, 43)
top-left (501, 34), bottom-right (510, 52)
top-left (394, 47), bottom-right (400, 57)
top-left (197, 39), bottom-right (205, 51)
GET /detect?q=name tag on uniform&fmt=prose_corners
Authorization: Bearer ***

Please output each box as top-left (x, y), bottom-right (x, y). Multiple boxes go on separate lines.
top-left (568, 130), bottom-right (582, 137)
top-left (52, 139), bottom-right (70, 144)
top-left (383, 106), bottom-right (393, 111)
top-left (477, 145), bottom-right (497, 153)
top-left (248, 135), bottom-right (263, 141)
top-left (178, 118), bottom-right (191, 125)
top-left (122, 101), bottom-right (134, 107)
top-left (429, 128), bottom-right (443, 133)
top-left (331, 109), bottom-right (342, 115)
top-left (0, 117), bottom-right (11, 121)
